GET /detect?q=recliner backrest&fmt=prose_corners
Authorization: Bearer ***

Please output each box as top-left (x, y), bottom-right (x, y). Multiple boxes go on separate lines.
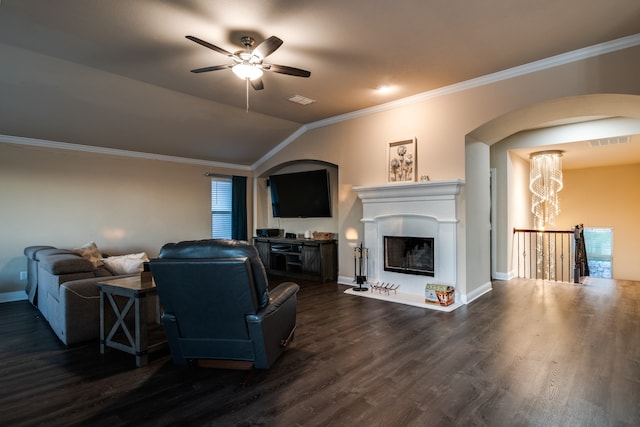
top-left (157, 239), bottom-right (270, 307)
top-left (150, 257), bottom-right (258, 339)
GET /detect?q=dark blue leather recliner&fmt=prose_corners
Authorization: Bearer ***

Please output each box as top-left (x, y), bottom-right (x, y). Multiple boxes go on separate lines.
top-left (149, 239), bottom-right (299, 369)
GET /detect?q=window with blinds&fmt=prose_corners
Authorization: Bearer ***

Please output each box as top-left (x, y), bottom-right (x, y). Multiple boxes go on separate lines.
top-left (211, 176), bottom-right (232, 239)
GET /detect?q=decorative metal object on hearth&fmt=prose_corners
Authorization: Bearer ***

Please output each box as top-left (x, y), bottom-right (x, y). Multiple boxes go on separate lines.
top-left (353, 242), bottom-right (369, 291)
top-left (370, 282), bottom-right (399, 294)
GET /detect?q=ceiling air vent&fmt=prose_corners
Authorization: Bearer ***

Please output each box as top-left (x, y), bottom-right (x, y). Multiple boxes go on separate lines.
top-left (287, 94), bottom-right (315, 105)
top-left (589, 136), bottom-right (629, 147)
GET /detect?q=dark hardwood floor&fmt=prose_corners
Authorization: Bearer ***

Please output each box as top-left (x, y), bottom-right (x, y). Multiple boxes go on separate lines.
top-left (1, 277), bottom-right (639, 426)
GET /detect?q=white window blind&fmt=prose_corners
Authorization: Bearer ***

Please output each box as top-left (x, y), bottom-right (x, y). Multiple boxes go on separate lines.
top-left (211, 176), bottom-right (232, 239)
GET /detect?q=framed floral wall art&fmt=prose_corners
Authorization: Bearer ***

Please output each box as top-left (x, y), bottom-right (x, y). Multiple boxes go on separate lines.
top-left (387, 138), bottom-right (416, 182)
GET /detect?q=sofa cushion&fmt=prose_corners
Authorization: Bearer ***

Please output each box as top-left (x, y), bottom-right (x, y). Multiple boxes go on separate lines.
top-left (72, 241), bottom-right (104, 268)
top-left (93, 266), bottom-right (114, 277)
top-left (24, 245), bottom-right (56, 259)
top-left (102, 252), bottom-right (149, 275)
top-left (39, 253), bottom-right (94, 275)
top-left (34, 248), bottom-right (74, 261)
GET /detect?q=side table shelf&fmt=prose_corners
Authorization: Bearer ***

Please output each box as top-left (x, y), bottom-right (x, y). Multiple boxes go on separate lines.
top-left (97, 276), bottom-right (167, 367)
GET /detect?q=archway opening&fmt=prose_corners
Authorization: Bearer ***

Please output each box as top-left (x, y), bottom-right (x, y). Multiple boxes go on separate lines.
top-left (465, 94), bottom-right (640, 287)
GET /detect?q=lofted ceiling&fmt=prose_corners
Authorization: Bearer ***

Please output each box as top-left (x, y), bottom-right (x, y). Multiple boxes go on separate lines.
top-left (0, 0), bottom-right (639, 167)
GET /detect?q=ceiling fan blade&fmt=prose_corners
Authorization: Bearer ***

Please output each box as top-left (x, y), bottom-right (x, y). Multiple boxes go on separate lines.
top-left (266, 64), bottom-right (311, 78)
top-left (190, 64), bottom-right (232, 73)
top-left (252, 36), bottom-right (283, 60)
top-left (186, 35), bottom-right (233, 56)
top-left (250, 78), bottom-right (265, 91)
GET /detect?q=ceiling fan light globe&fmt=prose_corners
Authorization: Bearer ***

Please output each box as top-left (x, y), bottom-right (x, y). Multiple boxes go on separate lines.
top-left (232, 63), bottom-right (263, 80)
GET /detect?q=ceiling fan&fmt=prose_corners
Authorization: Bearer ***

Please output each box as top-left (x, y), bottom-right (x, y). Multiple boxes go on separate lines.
top-left (186, 35), bottom-right (311, 91)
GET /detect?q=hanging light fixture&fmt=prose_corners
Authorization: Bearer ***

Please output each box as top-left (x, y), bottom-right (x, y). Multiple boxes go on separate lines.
top-left (230, 59), bottom-right (261, 112)
top-left (231, 60), bottom-right (263, 81)
top-left (529, 150), bottom-right (563, 230)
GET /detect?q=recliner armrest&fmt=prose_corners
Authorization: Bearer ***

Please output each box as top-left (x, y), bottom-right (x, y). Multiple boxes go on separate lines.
top-left (268, 282), bottom-right (300, 308)
top-left (245, 281), bottom-right (299, 369)
top-left (246, 282), bottom-right (299, 323)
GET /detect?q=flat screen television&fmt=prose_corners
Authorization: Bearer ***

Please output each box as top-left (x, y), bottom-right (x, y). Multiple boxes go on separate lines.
top-left (269, 169), bottom-right (332, 218)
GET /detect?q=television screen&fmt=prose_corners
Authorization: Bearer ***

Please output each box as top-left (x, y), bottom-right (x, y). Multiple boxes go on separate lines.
top-left (269, 169), bottom-right (332, 218)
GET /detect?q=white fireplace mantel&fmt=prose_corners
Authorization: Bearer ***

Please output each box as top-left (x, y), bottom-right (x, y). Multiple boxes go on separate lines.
top-left (353, 179), bottom-right (464, 203)
top-left (350, 180), bottom-right (465, 311)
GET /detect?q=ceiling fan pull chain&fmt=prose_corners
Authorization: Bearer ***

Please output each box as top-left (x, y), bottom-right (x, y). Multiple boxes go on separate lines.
top-left (246, 78), bottom-right (249, 112)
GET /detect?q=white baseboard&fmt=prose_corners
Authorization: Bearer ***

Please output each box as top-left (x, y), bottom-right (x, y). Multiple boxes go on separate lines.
top-left (0, 291), bottom-right (28, 303)
top-left (462, 281), bottom-right (493, 304)
top-left (337, 276), bottom-right (357, 286)
top-left (493, 270), bottom-right (514, 281)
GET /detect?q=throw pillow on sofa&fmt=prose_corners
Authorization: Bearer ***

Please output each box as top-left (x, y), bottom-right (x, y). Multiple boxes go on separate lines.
top-left (72, 241), bottom-right (104, 268)
top-left (102, 252), bottom-right (150, 275)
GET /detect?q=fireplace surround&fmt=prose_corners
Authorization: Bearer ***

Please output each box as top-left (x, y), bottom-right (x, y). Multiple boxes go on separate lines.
top-left (351, 180), bottom-right (464, 310)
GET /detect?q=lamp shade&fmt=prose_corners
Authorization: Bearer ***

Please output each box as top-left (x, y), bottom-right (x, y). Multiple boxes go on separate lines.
top-left (232, 63), bottom-right (263, 80)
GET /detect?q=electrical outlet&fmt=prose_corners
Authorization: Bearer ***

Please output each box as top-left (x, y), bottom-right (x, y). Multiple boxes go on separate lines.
top-left (19, 271), bottom-right (27, 281)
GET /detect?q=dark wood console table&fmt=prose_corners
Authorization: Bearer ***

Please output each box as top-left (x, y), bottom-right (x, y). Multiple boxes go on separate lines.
top-left (254, 237), bottom-right (337, 282)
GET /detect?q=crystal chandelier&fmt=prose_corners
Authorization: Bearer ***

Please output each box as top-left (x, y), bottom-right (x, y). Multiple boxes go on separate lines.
top-left (529, 150), bottom-right (563, 229)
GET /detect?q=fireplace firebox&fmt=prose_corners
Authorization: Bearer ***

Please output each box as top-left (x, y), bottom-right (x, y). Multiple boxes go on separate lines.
top-left (384, 236), bottom-right (434, 276)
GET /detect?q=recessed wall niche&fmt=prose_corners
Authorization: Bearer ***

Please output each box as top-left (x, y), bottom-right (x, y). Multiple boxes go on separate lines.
top-left (256, 160), bottom-right (339, 239)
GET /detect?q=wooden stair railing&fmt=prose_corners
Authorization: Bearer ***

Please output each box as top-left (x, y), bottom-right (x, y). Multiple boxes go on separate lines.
top-left (513, 226), bottom-right (585, 283)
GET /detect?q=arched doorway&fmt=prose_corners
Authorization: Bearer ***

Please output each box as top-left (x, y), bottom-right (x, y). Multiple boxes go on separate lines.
top-left (465, 94), bottom-right (640, 292)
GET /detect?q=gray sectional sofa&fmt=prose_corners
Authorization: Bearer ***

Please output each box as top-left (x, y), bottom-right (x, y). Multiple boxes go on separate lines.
top-left (24, 245), bottom-right (140, 346)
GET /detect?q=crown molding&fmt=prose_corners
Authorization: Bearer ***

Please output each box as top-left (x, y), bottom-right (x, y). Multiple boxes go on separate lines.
top-left (3, 34), bottom-right (639, 173)
top-left (253, 33), bottom-right (640, 169)
top-left (0, 133), bottom-right (251, 171)
top-left (310, 33), bottom-right (640, 129)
